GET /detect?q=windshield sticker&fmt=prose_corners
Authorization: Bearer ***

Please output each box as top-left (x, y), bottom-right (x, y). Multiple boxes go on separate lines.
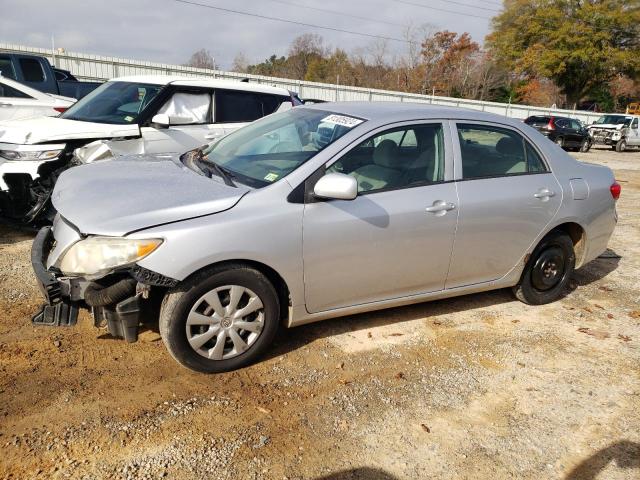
top-left (264, 173), bottom-right (279, 182)
top-left (124, 115), bottom-right (134, 122)
top-left (321, 114), bottom-right (364, 128)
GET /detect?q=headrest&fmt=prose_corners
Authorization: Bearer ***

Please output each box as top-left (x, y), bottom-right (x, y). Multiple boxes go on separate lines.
top-left (373, 139), bottom-right (398, 168)
top-left (496, 137), bottom-right (521, 156)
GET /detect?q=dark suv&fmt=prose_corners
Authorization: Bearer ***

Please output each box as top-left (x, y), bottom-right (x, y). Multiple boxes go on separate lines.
top-left (524, 116), bottom-right (591, 152)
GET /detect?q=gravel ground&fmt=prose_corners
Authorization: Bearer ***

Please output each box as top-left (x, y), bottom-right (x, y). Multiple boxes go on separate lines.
top-left (0, 147), bottom-right (639, 480)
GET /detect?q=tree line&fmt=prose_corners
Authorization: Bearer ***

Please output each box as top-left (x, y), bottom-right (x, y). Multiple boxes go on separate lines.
top-left (186, 0), bottom-right (640, 112)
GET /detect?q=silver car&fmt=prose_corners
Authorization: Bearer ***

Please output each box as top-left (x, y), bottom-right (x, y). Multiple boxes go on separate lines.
top-left (31, 103), bottom-right (620, 373)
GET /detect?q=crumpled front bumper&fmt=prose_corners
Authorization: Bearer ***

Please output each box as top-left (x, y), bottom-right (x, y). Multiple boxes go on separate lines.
top-left (31, 226), bottom-right (80, 327)
top-left (30, 226), bottom-right (175, 342)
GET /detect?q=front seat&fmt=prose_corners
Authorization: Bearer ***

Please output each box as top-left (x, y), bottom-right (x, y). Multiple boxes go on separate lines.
top-left (351, 139), bottom-right (401, 192)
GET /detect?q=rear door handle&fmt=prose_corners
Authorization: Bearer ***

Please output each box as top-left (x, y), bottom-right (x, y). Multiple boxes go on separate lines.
top-left (534, 189), bottom-right (556, 199)
top-left (205, 132), bottom-right (223, 140)
top-left (426, 200), bottom-right (456, 215)
top-left (0, 102), bottom-right (12, 107)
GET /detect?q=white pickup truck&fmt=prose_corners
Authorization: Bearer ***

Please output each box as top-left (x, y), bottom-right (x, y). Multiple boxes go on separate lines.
top-left (587, 114), bottom-right (640, 152)
top-left (0, 76), bottom-right (301, 223)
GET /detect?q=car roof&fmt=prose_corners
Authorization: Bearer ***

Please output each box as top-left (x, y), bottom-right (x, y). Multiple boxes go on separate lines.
top-left (110, 75), bottom-right (290, 95)
top-left (302, 101), bottom-right (528, 126)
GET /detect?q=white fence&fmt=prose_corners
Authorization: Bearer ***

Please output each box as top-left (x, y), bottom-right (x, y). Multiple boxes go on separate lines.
top-left (1, 42), bottom-right (605, 123)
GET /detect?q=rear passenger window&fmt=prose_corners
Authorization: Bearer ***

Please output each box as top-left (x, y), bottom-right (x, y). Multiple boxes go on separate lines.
top-left (0, 83), bottom-right (32, 98)
top-left (458, 124), bottom-right (547, 179)
top-left (328, 124), bottom-right (445, 194)
top-left (19, 58), bottom-right (45, 82)
top-left (215, 91), bottom-right (288, 123)
top-left (0, 57), bottom-right (16, 79)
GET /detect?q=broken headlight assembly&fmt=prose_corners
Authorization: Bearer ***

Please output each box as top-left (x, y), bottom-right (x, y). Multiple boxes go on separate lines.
top-left (0, 148), bottom-right (63, 161)
top-left (58, 237), bottom-right (163, 276)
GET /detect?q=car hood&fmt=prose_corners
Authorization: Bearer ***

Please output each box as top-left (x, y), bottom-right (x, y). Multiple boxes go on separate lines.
top-left (588, 124), bottom-right (624, 130)
top-left (0, 116), bottom-right (139, 145)
top-left (52, 154), bottom-right (251, 236)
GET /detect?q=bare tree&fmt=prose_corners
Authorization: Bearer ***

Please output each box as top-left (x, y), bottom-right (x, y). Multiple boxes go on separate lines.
top-left (185, 49), bottom-right (215, 69)
top-left (231, 52), bottom-right (250, 73)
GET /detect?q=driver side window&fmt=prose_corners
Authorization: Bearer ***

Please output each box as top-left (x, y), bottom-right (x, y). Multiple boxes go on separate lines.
top-left (328, 124), bottom-right (445, 194)
top-left (157, 92), bottom-right (212, 125)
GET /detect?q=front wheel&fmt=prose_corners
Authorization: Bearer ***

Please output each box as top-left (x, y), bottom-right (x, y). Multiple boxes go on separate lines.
top-left (615, 139), bottom-right (627, 152)
top-left (579, 138), bottom-right (591, 153)
top-left (513, 232), bottom-right (575, 305)
top-left (159, 265), bottom-right (280, 373)
top-left (555, 137), bottom-right (565, 149)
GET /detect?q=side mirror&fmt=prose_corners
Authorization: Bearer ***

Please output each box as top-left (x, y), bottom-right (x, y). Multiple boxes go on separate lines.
top-left (313, 173), bottom-right (358, 201)
top-left (151, 113), bottom-right (170, 128)
top-left (151, 113), bottom-right (195, 128)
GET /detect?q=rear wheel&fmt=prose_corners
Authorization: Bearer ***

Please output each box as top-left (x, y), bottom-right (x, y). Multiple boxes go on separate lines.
top-left (579, 138), bottom-right (591, 153)
top-left (513, 231), bottom-right (575, 305)
top-left (615, 139), bottom-right (627, 152)
top-left (159, 265), bottom-right (280, 373)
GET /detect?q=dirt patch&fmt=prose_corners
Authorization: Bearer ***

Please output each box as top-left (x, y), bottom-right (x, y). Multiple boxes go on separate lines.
top-left (1, 149), bottom-right (639, 480)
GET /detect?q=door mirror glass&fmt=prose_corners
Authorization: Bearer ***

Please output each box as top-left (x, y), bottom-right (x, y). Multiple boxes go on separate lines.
top-left (314, 173), bottom-right (358, 201)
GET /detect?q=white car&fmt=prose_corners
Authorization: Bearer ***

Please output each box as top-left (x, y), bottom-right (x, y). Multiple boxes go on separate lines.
top-left (0, 76), bottom-right (301, 223)
top-left (0, 75), bottom-right (74, 121)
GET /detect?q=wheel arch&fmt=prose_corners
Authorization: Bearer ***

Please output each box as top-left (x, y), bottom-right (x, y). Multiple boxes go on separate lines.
top-left (179, 259), bottom-right (291, 325)
top-left (544, 221), bottom-right (587, 268)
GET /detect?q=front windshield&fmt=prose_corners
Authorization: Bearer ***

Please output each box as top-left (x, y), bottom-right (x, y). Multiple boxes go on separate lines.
top-left (60, 81), bottom-right (162, 124)
top-left (202, 108), bottom-right (365, 188)
top-left (595, 115), bottom-right (632, 126)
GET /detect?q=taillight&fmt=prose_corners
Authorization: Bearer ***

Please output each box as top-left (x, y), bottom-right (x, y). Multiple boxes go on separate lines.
top-left (54, 107), bottom-right (67, 113)
top-left (610, 181), bottom-right (621, 200)
top-left (546, 117), bottom-right (555, 131)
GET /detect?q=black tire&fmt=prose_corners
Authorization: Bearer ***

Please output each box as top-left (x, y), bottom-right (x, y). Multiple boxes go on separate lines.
top-left (159, 264), bottom-right (280, 373)
top-left (555, 137), bottom-right (564, 149)
top-left (615, 139), bottom-right (627, 153)
top-left (513, 231), bottom-right (575, 305)
top-left (579, 138), bottom-right (591, 153)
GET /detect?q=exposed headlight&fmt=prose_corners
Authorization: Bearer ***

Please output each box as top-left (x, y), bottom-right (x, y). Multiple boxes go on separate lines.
top-left (59, 237), bottom-right (163, 276)
top-left (0, 149), bottom-right (63, 161)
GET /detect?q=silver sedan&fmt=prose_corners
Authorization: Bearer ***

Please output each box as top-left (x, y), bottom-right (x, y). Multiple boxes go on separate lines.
top-left (31, 103), bottom-right (620, 372)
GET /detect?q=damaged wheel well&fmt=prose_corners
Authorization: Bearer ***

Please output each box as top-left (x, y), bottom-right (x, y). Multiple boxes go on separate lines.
top-left (551, 222), bottom-right (586, 267)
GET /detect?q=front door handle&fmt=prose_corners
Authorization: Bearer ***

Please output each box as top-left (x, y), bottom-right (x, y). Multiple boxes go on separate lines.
top-left (426, 200), bottom-right (456, 215)
top-left (0, 102), bottom-right (12, 107)
top-left (205, 132), bottom-right (223, 140)
top-left (534, 189), bottom-right (556, 199)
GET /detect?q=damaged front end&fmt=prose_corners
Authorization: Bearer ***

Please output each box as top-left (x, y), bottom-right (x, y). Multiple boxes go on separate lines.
top-left (0, 143), bottom-right (70, 224)
top-left (0, 140), bottom-right (118, 226)
top-left (31, 217), bottom-right (175, 342)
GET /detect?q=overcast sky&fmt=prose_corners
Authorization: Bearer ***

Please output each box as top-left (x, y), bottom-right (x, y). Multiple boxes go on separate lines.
top-left (0, 0), bottom-right (497, 69)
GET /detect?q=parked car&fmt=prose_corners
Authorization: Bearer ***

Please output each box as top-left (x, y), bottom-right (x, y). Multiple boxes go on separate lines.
top-left (587, 114), bottom-right (640, 152)
top-left (0, 52), bottom-right (101, 100)
top-left (0, 75), bottom-right (302, 224)
top-left (524, 115), bottom-right (591, 152)
top-left (31, 103), bottom-right (619, 373)
top-left (0, 75), bottom-right (74, 121)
